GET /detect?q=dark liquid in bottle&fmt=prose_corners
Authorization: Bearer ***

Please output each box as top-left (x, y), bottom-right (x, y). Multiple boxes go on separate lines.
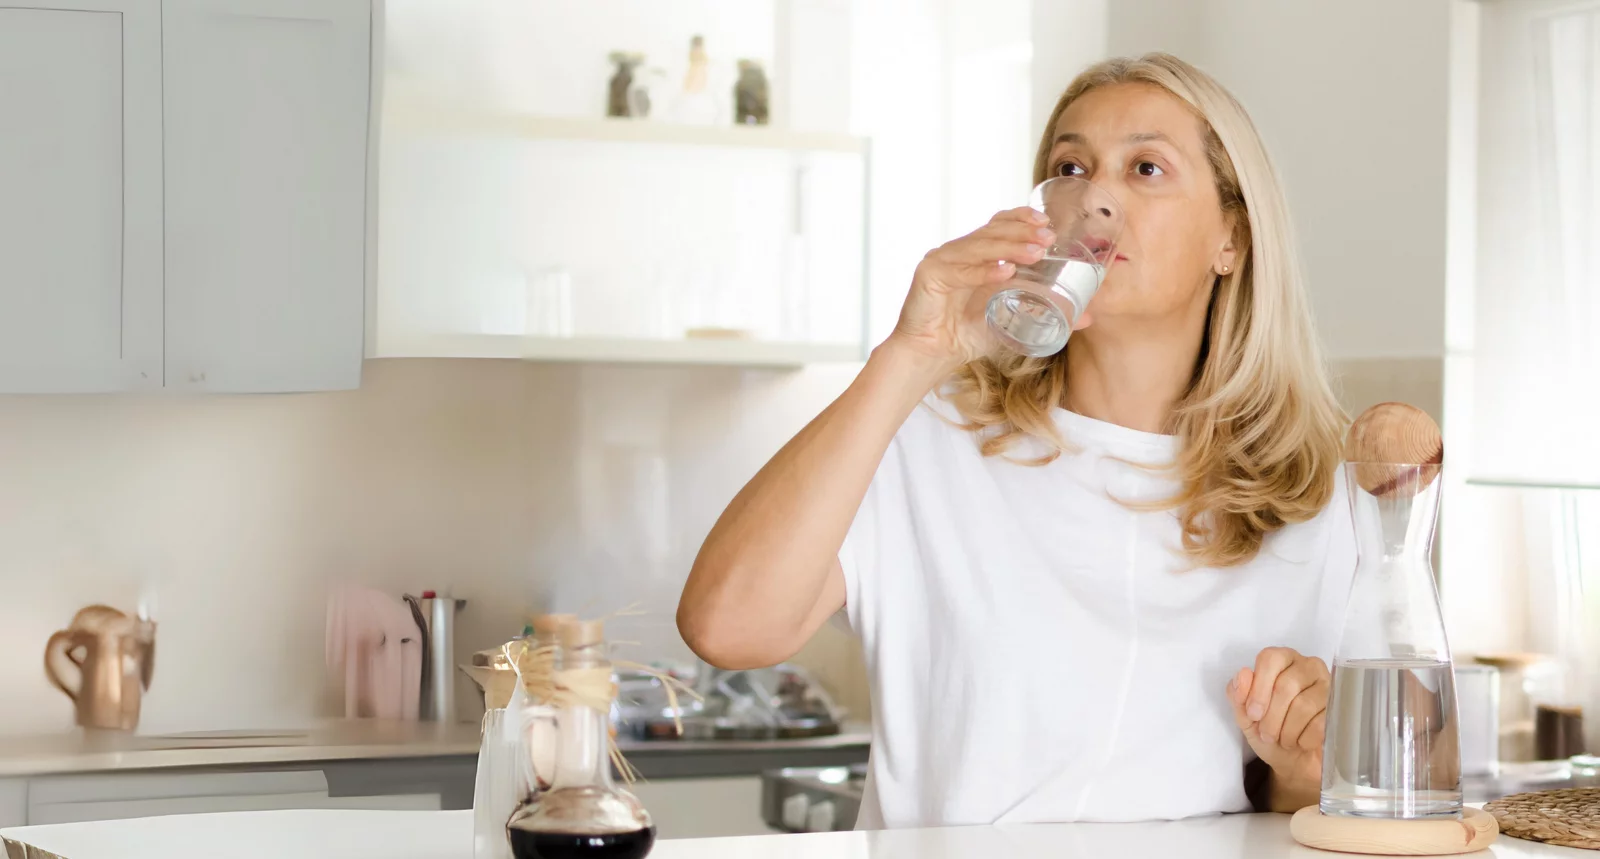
top-left (508, 827), bottom-right (655, 859)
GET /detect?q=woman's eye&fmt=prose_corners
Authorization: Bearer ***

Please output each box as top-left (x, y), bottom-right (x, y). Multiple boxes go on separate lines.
top-left (1134, 161), bottom-right (1165, 177)
top-left (1055, 162), bottom-right (1085, 178)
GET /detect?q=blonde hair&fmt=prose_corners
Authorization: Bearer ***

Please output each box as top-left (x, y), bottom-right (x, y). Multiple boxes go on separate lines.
top-left (944, 52), bottom-right (1346, 568)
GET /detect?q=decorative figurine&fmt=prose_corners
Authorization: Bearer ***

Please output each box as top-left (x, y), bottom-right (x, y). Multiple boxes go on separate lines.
top-left (684, 35), bottom-right (709, 94)
top-left (607, 52), bottom-right (645, 118)
top-left (668, 35), bottom-right (719, 125)
top-left (733, 59), bottom-right (769, 126)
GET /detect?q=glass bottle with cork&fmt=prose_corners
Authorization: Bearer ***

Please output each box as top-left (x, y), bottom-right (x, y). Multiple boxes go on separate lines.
top-left (508, 619), bottom-right (655, 859)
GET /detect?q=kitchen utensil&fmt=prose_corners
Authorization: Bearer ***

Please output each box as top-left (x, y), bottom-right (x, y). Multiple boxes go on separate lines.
top-left (419, 592), bottom-right (466, 722)
top-left (1322, 403), bottom-right (1460, 819)
top-left (1295, 403), bottom-right (1499, 854)
top-left (1475, 652), bottom-right (1558, 762)
top-left (471, 614), bottom-right (572, 859)
top-left (1456, 664), bottom-right (1501, 777)
top-left (1486, 787), bottom-right (1600, 849)
top-left (985, 176), bottom-right (1123, 357)
top-left (507, 620), bottom-right (655, 859)
top-left (43, 605), bottom-right (156, 731)
top-left (1539, 704), bottom-right (1586, 760)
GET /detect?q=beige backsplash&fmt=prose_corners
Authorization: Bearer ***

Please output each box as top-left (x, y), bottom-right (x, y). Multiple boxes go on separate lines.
top-left (0, 359), bottom-right (862, 736)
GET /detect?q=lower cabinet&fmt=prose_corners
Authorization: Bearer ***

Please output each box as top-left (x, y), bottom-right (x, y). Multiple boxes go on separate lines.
top-left (27, 770), bottom-right (441, 826)
top-left (627, 777), bottom-right (772, 839)
top-left (0, 759), bottom-right (468, 829)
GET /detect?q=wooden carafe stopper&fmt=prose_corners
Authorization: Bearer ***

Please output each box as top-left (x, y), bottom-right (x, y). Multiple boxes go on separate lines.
top-left (531, 613), bottom-right (576, 644)
top-left (558, 619), bottom-right (606, 650)
top-left (1344, 402), bottom-right (1443, 496)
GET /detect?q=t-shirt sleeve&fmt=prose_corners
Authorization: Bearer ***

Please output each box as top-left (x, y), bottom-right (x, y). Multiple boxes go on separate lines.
top-left (836, 416), bottom-right (919, 641)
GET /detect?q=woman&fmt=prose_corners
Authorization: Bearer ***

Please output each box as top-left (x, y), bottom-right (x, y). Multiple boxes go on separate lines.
top-left (678, 53), bottom-right (1355, 827)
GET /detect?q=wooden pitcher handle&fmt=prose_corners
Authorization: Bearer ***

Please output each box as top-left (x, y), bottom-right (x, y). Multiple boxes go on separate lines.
top-left (44, 630), bottom-right (84, 702)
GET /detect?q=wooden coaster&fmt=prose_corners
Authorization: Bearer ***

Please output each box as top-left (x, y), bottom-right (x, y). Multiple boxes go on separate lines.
top-left (1484, 787), bottom-right (1600, 849)
top-left (1290, 806), bottom-right (1498, 855)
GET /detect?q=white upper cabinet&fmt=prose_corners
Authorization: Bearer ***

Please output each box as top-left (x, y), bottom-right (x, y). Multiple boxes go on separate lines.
top-left (0, 0), bottom-right (164, 392)
top-left (0, 0), bottom-right (373, 393)
top-left (162, 0), bottom-right (372, 392)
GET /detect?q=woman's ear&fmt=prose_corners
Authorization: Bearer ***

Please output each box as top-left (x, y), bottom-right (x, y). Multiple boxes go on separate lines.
top-left (1213, 236), bottom-right (1240, 277)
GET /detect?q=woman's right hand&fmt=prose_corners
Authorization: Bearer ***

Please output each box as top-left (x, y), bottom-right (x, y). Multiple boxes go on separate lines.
top-left (886, 207), bottom-right (1056, 371)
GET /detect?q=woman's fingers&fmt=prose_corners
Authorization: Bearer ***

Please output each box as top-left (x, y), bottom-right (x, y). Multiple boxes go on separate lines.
top-left (1227, 667), bottom-right (1256, 731)
top-left (1246, 647), bottom-right (1296, 723)
top-left (1249, 648), bottom-right (1330, 746)
top-left (941, 239), bottom-right (1047, 270)
top-left (1280, 682), bottom-right (1328, 751)
top-left (991, 205), bottom-right (1048, 227)
top-left (1299, 711), bottom-right (1328, 752)
top-left (932, 224), bottom-right (1054, 267)
top-left (983, 262), bottom-right (1018, 284)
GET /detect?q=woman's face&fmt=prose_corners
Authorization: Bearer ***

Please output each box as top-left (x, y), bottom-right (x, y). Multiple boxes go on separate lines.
top-left (1044, 82), bottom-right (1238, 330)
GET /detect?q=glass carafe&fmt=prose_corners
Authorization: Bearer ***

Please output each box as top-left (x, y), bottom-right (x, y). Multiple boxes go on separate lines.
top-left (1321, 462), bottom-right (1462, 819)
top-left (508, 621), bottom-right (654, 859)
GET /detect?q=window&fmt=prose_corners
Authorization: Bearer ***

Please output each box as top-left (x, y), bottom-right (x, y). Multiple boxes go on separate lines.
top-left (1445, 0), bottom-right (1600, 691)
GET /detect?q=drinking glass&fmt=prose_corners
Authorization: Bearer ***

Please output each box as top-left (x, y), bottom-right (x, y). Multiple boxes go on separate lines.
top-left (984, 177), bottom-right (1123, 357)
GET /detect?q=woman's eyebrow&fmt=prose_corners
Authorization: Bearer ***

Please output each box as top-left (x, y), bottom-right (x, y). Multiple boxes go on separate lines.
top-left (1053, 131), bottom-right (1177, 146)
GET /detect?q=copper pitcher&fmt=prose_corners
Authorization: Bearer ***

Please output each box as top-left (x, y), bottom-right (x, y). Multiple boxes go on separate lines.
top-left (44, 605), bottom-right (157, 731)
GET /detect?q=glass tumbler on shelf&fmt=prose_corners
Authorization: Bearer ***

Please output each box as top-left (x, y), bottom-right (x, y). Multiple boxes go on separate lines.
top-left (1321, 462), bottom-right (1463, 820)
top-left (525, 268), bottom-right (574, 339)
top-left (984, 177), bottom-right (1123, 358)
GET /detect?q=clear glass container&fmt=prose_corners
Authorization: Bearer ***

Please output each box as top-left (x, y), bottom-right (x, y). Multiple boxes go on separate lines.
top-left (1321, 462), bottom-right (1463, 819)
top-left (985, 176), bottom-right (1123, 357)
top-left (508, 622), bottom-right (654, 859)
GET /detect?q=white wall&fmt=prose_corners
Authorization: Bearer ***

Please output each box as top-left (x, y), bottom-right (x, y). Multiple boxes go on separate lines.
top-left (1038, 0), bottom-right (1454, 363)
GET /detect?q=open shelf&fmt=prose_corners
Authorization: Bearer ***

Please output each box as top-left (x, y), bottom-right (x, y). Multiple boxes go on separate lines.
top-left (376, 333), bottom-right (865, 367)
top-left (383, 97), bottom-right (868, 155)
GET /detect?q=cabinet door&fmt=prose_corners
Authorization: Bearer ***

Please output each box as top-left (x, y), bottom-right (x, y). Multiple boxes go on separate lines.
top-left (0, 0), bottom-right (163, 392)
top-left (162, 0), bottom-right (372, 392)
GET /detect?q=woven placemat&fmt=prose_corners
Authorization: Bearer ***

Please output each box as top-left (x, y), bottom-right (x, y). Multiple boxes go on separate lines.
top-left (2, 835), bottom-right (69, 859)
top-left (1485, 787), bottom-right (1600, 849)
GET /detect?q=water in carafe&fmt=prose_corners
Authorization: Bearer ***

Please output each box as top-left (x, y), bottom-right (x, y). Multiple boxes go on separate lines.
top-left (1320, 460), bottom-right (1463, 819)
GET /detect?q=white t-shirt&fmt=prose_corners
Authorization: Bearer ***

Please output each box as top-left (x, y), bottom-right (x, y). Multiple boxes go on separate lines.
top-left (838, 395), bottom-right (1357, 828)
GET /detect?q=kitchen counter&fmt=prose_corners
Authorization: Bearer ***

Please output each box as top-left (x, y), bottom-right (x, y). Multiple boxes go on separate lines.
top-left (0, 807), bottom-right (1589, 859)
top-left (0, 720), bottom-right (871, 779)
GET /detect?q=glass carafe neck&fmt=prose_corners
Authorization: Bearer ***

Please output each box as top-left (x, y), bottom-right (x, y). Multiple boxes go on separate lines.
top-left (549, 639), bottom-right (615, 791)
top-left (550, 702), bottom-right (615, 791)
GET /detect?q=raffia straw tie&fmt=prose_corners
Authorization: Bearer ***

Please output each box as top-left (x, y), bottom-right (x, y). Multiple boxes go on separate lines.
top-left (544, 663), bottom-right (699, 786)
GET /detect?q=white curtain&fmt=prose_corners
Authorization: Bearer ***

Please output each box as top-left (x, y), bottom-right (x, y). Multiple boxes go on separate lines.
top-left (1472, 3), bottom-right (1600, 486)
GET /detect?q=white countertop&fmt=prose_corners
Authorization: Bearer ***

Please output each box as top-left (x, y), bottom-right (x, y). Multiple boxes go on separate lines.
top-left (1, 808), bottom-right (1590, 859)
top-left (0, 722), bottom-right (485, 778)
top-left (0, 721), bottom-right (870, 778)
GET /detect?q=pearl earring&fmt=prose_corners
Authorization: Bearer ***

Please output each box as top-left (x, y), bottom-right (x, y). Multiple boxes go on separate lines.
top-left (1220, 265), bottom-right (1230, 274)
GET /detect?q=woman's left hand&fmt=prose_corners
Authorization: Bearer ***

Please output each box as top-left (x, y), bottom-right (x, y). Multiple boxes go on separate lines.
top-left (1228, 647), bottom-right (1330, 796)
